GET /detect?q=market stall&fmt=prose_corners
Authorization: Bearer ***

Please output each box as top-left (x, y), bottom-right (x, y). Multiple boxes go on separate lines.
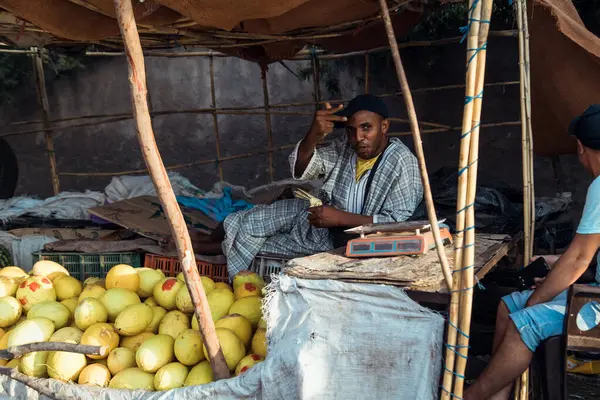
top-left (1, 0), bottom-right (593, 397)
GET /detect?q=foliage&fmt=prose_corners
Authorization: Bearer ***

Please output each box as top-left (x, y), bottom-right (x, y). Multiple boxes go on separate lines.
top-left (408, 1), bottom-right (514, 41)
top-left (296, 0), bottom-right (599, 96)
top-left (41, 50), bottom-right (86, 76)
top-left (296, 1), bottom-right (515, 96)
top-left (0, 49), bottom-right (86, 107)
top-left (297, 60), bottom-right (342, 97)
top-left (0, 54), bottom-right (31, 106)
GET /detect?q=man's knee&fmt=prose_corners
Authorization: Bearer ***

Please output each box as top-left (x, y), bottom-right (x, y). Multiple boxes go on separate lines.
top-left (496, 300), bottom-right (510, 325)
top-left (505, 318), bottom-right (533, 351)
top-left (498, 300), bottom-right (509, 316)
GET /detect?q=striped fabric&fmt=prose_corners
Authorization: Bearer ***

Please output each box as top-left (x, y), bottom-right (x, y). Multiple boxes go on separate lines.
top-left (222, 136), bottom-right (423, 276)
top-left (343, 150), bottom-right (395, 222)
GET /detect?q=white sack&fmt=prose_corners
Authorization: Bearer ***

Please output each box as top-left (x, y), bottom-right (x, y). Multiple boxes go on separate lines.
top-left (0, 191), bottom-right (105, 222)
top-left (0, 275), bottom-right (444, 400)
top-left (105, 173), bottom-right (203, 203)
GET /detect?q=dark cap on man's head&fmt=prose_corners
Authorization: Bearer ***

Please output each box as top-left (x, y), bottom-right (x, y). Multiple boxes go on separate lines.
top-left (334, 94), bottom-right (389, 128)
top-left (569, 104), bottom-right (600, 150)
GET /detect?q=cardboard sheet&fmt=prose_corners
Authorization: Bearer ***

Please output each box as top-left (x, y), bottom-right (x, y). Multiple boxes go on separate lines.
top-left (8, 228), bottom-right (116, 240)
top-left (88, 196), bottom-right (217, 242)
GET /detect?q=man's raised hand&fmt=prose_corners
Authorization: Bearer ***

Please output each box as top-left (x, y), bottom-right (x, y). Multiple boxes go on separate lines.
top-left (308, 103), bottom-right (347, 140)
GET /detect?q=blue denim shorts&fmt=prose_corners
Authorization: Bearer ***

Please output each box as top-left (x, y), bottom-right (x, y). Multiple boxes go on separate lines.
top-left (503, 287), bottom-right (600, 352)
top-left (502, 290), bottom-right (568, 352)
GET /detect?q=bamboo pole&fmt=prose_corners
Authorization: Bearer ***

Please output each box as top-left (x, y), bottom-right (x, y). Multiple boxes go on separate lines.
top-left (0, 49), bottom-right (37, 54)
top-left (519, 369), bottom-right (529, 399)
top-left (517, 0), bottom-right (533, 264)
top-left (1, 116), bottom-right (132, 138)
top-left (378, 0), bottom-right (453, 293)
top-left (390, 121), bottom-right (519, 135)
top-left (56, 122), bottom-right (520, 177)
top-left (2, 110), bottom-right (520, 139)
top-left (73, 30), bottom-right (517, 59)
top-left (516, 0), bottom-right (534, 397)
top-left (112, 0), bottom-right (230, 380)
top-left (523, 0), bottom-right (535, 261)
top-left (441, 0), bottom-right (483, 394)
top-left (261, 70), bottom-right (275, 182)
top-left (9, 80), bottom-right (520, 128)
top-left (208, 54), bottom-right (224, 181)
top-left (365, 54), bottom-right (370, 93)
top-left (32, 49), bottom-right (61, 195)
top-left (59, 143), bottom-right (300, 176)
top-left (389, 117), bottom-right (452, 129)
top-left (311, 50), bottom-right (322, 106)
top-left (453, 1), bottom-right (493, 397)
top-left (0, 10), bottom-right (516, 51)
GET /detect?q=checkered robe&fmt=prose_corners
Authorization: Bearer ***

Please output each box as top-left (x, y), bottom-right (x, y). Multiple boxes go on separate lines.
top-left (222, 136), bottom-right (424, 276)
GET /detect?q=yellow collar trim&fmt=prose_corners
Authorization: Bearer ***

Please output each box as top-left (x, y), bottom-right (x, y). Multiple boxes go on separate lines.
top-left (355, 155), bottom-right (380, 182)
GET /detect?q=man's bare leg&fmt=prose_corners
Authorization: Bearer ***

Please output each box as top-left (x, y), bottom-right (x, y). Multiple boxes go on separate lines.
top-left (485, 302), bottom-right (515, 400)
top-left (493, 302), bottom-right (510, 352)
top-left (464, 321), bottom-right (533, 400)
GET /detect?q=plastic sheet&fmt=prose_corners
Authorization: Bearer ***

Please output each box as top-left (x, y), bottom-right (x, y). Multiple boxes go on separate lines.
top-left (104, 173), bottom-right (203, 203)
top-left (0, 275), bottom-right (444, 399)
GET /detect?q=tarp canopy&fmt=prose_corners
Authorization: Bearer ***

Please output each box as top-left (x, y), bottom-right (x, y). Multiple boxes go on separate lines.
top-left (529, 0), bottom-right (600, 156)
top-left (0, 0), bottom-right (598, 155)
top-left (0, 0), bottom-right (424, 64)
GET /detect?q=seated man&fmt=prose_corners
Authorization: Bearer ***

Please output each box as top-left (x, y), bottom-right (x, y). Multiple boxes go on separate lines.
top-left (204, 94), bottom-right (423, 276)
top-left (464, 105), bottom-right (600, 400)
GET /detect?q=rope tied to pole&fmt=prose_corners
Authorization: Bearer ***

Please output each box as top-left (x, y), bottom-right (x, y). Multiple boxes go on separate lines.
top-left (459, 0), bottom-right (491, 42)
top-left (464, 90), bottom-right (484, 104)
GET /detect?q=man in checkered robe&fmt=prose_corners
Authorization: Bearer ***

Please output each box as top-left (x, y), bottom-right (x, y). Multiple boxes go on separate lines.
top-left (223, 94), bottom-right (423, 276)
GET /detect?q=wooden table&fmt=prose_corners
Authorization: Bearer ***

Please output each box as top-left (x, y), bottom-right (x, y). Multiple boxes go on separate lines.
top-left (285, 233), bottom-right (519, 304)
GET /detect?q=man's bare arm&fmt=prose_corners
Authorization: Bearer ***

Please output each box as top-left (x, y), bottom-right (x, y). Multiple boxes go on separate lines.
top-left (295, 103), bottom-right (347, 177)
top-left (526, 233), bottom-right (600, 307)
top-left (295, 133), bottom-right (320, 178)
top-left (307, 206), bottom-right (373, 228)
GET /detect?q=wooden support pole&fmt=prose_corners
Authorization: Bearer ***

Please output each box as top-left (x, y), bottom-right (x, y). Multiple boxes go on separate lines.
top-left (440, 0), bottom-right (492, 400)
top-left (0, 342), bottom-right (106, 359)
top-left (523, 0), bottom-right (535, 260)
top-left (55, 121), bottom-right (520, 178)
top-left (261, 70), bottom-right (275, 182)
top-left (112, 0), bottom-right (230, 380)
top-left (378, 0), bottom-right (453, 293)
top-left (441, 1), bottom-right (479, 396)
top-left (364, 54), bottom-right (370, 94)
top-left (518, 0), bottom-right (532, 266)
top-left (0, 367), bottom-right (58, 399)
top-left (74, 30), bottom-right (517, 59)
top-left (311, 50), bottom-right (322, 107)
top-left (454, 1), bottom-right (493, 397)
top-left (516, 0), bottom-right (534, 397)
top-left (8, 80), bottom-right (520, 130)
top-left (32, 49), bottom-right (60, 195)
top-left (209, 54), bottom-right (224, 181)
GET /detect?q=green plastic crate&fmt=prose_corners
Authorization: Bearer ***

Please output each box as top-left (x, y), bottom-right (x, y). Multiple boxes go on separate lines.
top-left (32, 252), bottom-right (142, 281)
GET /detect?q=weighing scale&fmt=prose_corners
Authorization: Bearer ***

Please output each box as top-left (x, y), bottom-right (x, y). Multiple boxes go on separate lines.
top-left (344, 220), bottom-right (453, 258)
